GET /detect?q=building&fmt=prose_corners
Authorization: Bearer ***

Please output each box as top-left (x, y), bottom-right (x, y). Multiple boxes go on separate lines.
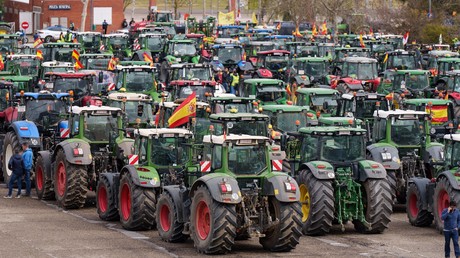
top-left (3, 0), bottom-right (125, 33)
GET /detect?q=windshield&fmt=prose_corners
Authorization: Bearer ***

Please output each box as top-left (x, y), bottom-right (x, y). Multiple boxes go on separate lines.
top-left (372, 44), bottom-right (394, 52)
top-left (177, 85), bottom-right (214, 101)
top-left (446, 141), bottom-right (460, 168)
top-left (220, 28), bottom-right (241, 38)
top-left (344, 62), bottom-right (377, 80)
top-left (319, 135), bottom-right (365, 162)
top-left (340, 98), bottom-right (387, 119)
top-left (54, 49), bottom-right (73, 62)
top-left (390, 118), bottom-right (424, 145)
top-left (82, 58), bottom-right (110, 70)
top-left (172, 43), bottom-right (196, 56)
top-left (256, 86), bottom-right (285, 103)
top-left (213, 120), bottom-right (267, 137)
top-left (125, 72), bottom-right (153, 92)
top-left (24, 99), bottom-right (66, 124)
top-left (84, 114), bottom-right (118, 142)
top-left (109, 101), bottom-right (154, 124)
top-left (393, 74), bottom-right (429, 90)
top-left (146, 37), bottom-right (164, 51)
top-left (449, 76), bottom-right (460, 92)
top-left (52, 78), bottom-right (88, 96)
top-left (264, 55), bottom-right (289, 70)
top-left (42, 66), bottom-right (73, 75)
top-left (213, 102), bottom-right (254, 113)
top-left (156, 13), bottom-right (172, 22)
top-left (302, 62), bottom-right (328, 77)
top-left (217, 48), bottom-right (242, 64)
top-left (389, 55), bottom-right (417, 69)
top-left (228, 145), bottom-right (267, 174)
top-left (81, 35), bottom-right (101, 49)
top-left (108, 37), bottom-right (128, 49)
top-left (337, 50), bottom-right (369, 60)
top-left (295, 46), bottom-right (318, 56)
top-left (151, 137), bottom-right (189, 166)
top-left (275, 112), bottom-right (307, 132)
top-left (318, 46), bottom-right (335, 58)
top-left (311, 94), bottom-right (338, 107)
top-left (172, 67), bottom-right (211, 80)
top-left (10, 59), bottom-right (40, 76)
top-left (0, 38), bottom-right (17, 54)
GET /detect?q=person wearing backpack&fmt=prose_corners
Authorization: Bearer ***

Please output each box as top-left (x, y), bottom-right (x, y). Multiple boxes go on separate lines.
top-left (4, 148), bottom-right (24, 198)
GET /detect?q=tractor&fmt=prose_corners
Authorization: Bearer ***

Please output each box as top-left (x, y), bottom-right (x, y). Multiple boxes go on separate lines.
top-left (97, 128), bottom-right (194, 230)
top-left (253, 50), bottom-right (290, 80)
top-left (288, 56), bottom-right (331, 86)
top-left (156, 134), bottom-right (302, 253)
top-left (167, 80), bottom-right (217, 102)
top-left (210, 44), bottom-right (245, 71)
top-left (0, 34), bottom-right (19, 56)
top-left (132, 33), bottom-right (168, 61)
top-left (105, 92), bottom-right (154, 128)
top-left (379, 50), bottom-right (421, 72)
top-left (377, 70), bottom-right (431, 99)
top-left (285, 42), bottom-right (319, 58)
top-left (238, 79), bottom-right (287, 105)
top-left (187, 17), bottom-right (216, 37)
top-left (366, 109), bottom-right (444, 204)
top-left (244, 41), bottom-right (276, 64)
top-left (74, 31), bottom-right (102, 54)
top-left (160, 39), bottom-right (200, 65)
top-left (5, 54), bottom-right (41, 77)
top-left (332, 56), bottom-right (380, 93)
top-left (281, 126), bottom-right (392, 235)
top-left (102, 33), bottom-right (132, 60)
top-left (41, 42), bottom-right (81, 62)
top-left (34, 105), bottom-right (133, 208)
top-left (295, 88), bottom-right (339, 116)
top-left (112, 64), bottom-right (161, 102)
top-left (208, 112), bottom-right (270, 138)
top-left (78, 53), bottom-right (114, 70)
top-left (208, 95), bottom-right (258, 114)
top-left (161, 63), bottom-right (213, 88)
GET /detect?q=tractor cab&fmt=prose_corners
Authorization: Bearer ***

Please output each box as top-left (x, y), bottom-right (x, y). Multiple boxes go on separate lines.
top-left (260, 105), bottom-right (317, 139)
top-left (285, 42), bottom-right (319, 58)
top-left (44, 72), bottom-right (101, 106)
top-left (208, 112), bottom-right (270, 137)
top-left (381, 50), bottom-right (421, 72)
top-left (378, 70), bottom-right (431, 98)
top-left (164, 63), bottom-right (212, 86)
top-left (423, 50), bottom-right (459, 74)
top-left (244, 41), bottom-right (276, 64)
top-left (317, 42), bottom-right (336, 59)
top-left (216, 25), bottom-right (245, 39)
top-left (210, 44), bottom-right (244, 70)
top-left (113, 65), bottom-right (160, 102)
top-left (208, 95), bottom-right (258, 113)
top-left (102, 33), bottom-right (132, 60)
top-left (133, 33), bottom-right (168, 60)
top-left (295, 88), bottom-right (339, 116)
top-left (0, 34), bottom-right (19, 56)
top-left (254, 50), bottom-right (290, 80)
top-left (333, 56), bottom-right (380, 93)
top-left (41, 42), bottom-right (81, 62)
top-left (74, 31), bottom-right (102, 53)
top-left (79, 53), bottom-right (113, 70)
top-left (168, 80), bottom-right (216, 102)
top-left (5, 54), bottom-right (41, 76)
top-left (240, 78), bottom-right (287, 105)
top-left (289, 56), bottom-right (331, 85)
top-left (105, 92), bottom-right (154, 128)
top-left (263, 35), bottom-right (294, 49)
top-left (433, 58), bottom-right (460, 87)
top-left (162, 39), bottom-right (199, 64)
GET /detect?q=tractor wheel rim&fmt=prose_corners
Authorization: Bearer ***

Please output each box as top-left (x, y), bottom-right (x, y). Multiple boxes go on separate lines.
top-left (409, 193), bottom-right (419, 218)
top-left (57, 162), bottom-right (66, 197)
top-left (5, 145), bottom-right (12, 177)
top-left (160, 204), bottom-right (171, 232)
top-left (438, 189), bottom-right (450, 217)
top-left (196, 200), bottom-right (210, 240)
top-left (98, 185), bottom-right (108, 213)
top-left (36, 165), bottom-right (43, 191)
top-left (300, 184), bottom-right (310, 222)
top-left (120, 183), bottom-right (131, 221)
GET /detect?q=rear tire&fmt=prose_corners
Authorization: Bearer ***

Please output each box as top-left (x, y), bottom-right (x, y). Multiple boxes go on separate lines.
top-left (297, 169), bottom-right (334, 235)
top-left (353, 179), bottom-right (392, 233)
top-left (259, 199), bottom-right (302, 252)
top-left (118, 172), bottom-right (156, 230)
top-left (35, 155), bottom-right (54, 200)
top-left (386, 170), bottom-right (397, 203)
top-left (433, 177), bottom-right (460, 233)
top-left (96, 175), bottom-right (119, 221)
top-left (54, 149), bottom-right (87, 209)
top-left (190, 185), bottom-right (237, 254)
top-left (156, 192), bottom-right (188, 242)
top-left (406, 183), bottom-right (433, 227)
top-left (3, 132), bottom-right (20, 185)
top-left (44, 36), bottom-right (53, 43)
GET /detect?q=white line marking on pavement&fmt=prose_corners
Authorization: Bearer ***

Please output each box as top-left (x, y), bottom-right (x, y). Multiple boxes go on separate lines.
top-left (315, 237), bottom-right (350, 247)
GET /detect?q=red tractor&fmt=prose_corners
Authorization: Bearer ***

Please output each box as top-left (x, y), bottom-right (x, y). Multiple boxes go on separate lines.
top-left (332, 56), bottom-right (380, 94)
top-left (253, 50), bottom-right (290, 80)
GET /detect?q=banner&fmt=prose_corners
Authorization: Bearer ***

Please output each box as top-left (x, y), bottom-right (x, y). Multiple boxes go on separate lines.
top-left (218, 11), bottom-right (235, 25)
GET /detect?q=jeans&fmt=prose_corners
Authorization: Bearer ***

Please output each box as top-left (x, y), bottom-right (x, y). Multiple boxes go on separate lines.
top-left (7, 174), bottom-right (22, 196)
top-left (444, 229), bottom-right (460, 258)
top-left (230, 85), bottom-right (236, 95)
top-left (24, 169), bottom-right (31, 195)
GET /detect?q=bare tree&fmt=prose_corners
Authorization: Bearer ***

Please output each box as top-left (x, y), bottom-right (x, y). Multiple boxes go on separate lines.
top-left (81, 0), bottom-right (89, 31)
top-left (123, 0), bottom-right (134, 12)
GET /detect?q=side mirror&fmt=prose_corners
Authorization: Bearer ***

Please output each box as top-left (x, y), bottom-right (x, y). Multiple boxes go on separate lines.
top-left (98, 71), bottom-right (104, 83)
top-left (323, 101), bottom-right (329, 110)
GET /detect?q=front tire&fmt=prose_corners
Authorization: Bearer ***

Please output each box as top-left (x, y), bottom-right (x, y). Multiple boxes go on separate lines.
top-left (156, 192), bottom-right (188, 242)
top-left (2, 132), bottom-right (20, 185)
top-left (35, 155), bottom-right (54, 200)
top-left (259, 198), bottom-right (302, 252)
top-left (118, 172), bottom-right (156, 230)
top-left (406, 183), bottom-right (433, 227)
top-left (297, 169), bottom-right (334, 235)
top-left (96, 175), bottom-right (119, 221)
top-left (433, 177), bottom-right (460, 233)
top-left (190, 185), bottom-right (237, 254)
top-left (353, 179), bottom-right (392, 233)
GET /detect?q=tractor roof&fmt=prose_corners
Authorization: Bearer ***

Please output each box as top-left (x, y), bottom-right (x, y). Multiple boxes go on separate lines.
top-left (139, 33), bottom-right (167, 38)
top-left (71, 105), bottom-right (121, 114)
top-left (293, 57), bottom-right (330, 62)
top-left (393, 69), bottom-right (430, 75)
top-left (161, 101), bottom-right (209, 109)
top-left (247, 41), bottom-right (275, 46)
top-left (45, 72), bottom-right (96, 78)
top-left (212, 43), bottom-right (242, 49)
top-left (18, 91), bottom-right (70, 100)
top-left (264, 35), bottom-right (294, 39)
top-left (404, 98), bottom-right (452, 106)
top-left (169, 39), bottom-right (195, 44)
top-left (437, 57), bottom-right (460, 63)
top-left (257, 50), bottom-right (290, 55)
top-left (298, 126), bottom-right (366, 134)
top-left (296, 88), bottom-right (338, 95)
top-left (341, 92), bottom-right (385, 100)
top-left (41, 61), bottom-right (74, 68)
top-left (209, 95), bottom-right (255, 102)
top-left (6, 54), bottom-right (39, 60)
top-left (446, 70), bottom-right (460, 76)
top-left (169, 63), bottom-right (210, 68)
top-left (444, 134), bottom-right (460, 142)
top-left (244, 78), bottom-right (284, 85)
top-left (373, 109), bottom-right (428, 118)
top-left (386, 50), bottom-right (413, 55)
top-left (217, 25), bottom-right (244, 29)
top-left (115, 65), bottom-right (156, 71)
top-left (135, 128), bottom-right (193, 137)
top-left (261, 104), bottom-right (307, 112)
top-left (75, 31), bottom-right (102, 36)
top-left (209, 112), bottom-right (269, 121)
top-left (42, 43), bottom-right (81, 48)
top-left (103, 33), bottom-right (129, 38)
top-left (107, 92), bottom-right (152, 101)
top-left (169, 80), bottom-right (215, 86)
top-left (80, 53), bottom-right (113, 58)
top-left (203, 134), bottom-right (269, 145)
top-left (343, 56), bottom-right (378, 63)
top-left (427, 50), bottom-right (458, 57)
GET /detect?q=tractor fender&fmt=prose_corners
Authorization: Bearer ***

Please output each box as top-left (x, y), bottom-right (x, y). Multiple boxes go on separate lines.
top-left (367, 143), bottom-right (401, 170)
top-left (357, 160), bottom-right (387, 182)
top-left (424, 143), bottom-right (444, 164)
top-left (99, 172), bottom-right (120, 202)
top-left (162, 185), bottom-right (188, 223)
top-left (56, 140), bottom-right (92, 165)
top-left (407, 177), bottom-right (431, 210)
top-left (262, 173), bottom-right (300, 202)
top-left (119, 165), bottom-right (160, 188)
top-left (37, 150), bottom-right (52, 179)
top-left (189, 174), bottom-right (241, 204)
top-left (9, 121), bottom-right (41, 148)
top-left (437, 171), bottom-right (460, 191)
top-left (298, 161), bottom-right (335, 180)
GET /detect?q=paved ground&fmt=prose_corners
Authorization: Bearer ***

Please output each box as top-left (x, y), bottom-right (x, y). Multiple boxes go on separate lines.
top-left (0, 183), bottom-right (449, 258)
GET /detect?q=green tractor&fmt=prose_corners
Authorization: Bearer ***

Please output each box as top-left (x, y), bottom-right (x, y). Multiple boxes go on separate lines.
top-left (74, 31), bottom-right (103, 54)
top-left (160, 39), bottom-right (200, 65)
top-left (281, 126), bottom-right (392, 235)
top-left (366, 109), bottom-right (445, 204)
top-left (132, 33), bottom-right (167, 61)
top-left (295, 88), bottom-right (339, 116)
top-left (5, 54), bottom-right (41, 77)
top-left (97, 128), bottom-right (194, 230)
top-left (377, 70), bottom-right (431, 99)
top-left (78, 53), bottom-right (114, 70)
top-left (112, 64), bottom-right (161, 102)
top-left (105, 92), bottom-right (155, 128)
top-left (0, 34), bottom-right (19, 56)
top-left (186, 16), bottom-right (216, 37)
top-left (239, 78), bottom-right (287, 105)
top-left (102, 33), bottom-right (132, 60)
top-left (407, 133), bottom-right (460, 231)
top-left (208, 95), bottom-right (258, 113)
top-left (41, 42), bottom-right (81, 62)
top-left (208, 112), bottom-right (270, 138)
top-left (288, 56), bottom-right (331, 86)
top-left (35, 106), bottom-right (134, 208)
top-left (156, 134), bottom-right (302, 253)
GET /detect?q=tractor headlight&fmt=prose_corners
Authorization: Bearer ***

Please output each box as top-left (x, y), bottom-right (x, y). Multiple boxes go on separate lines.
top-left (381, 152), bottom-right (392, 161)
top-left (30, 138), bottom-right (39, 145)
top-left (440, 151), bottom-right (445, 160)
top-left (430, 128), bottom-right (436, 134)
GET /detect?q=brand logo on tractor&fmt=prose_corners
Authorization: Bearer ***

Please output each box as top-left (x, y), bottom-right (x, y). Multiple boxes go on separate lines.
top-left (200, 161), bottom-right (211, 172)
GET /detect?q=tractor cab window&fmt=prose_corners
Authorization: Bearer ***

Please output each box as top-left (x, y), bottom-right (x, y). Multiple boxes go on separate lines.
top-left (212, 145), bottom-right (222, 169)
top-left (0, 89), bottom-right (8, 110)
top-left (151, 137), bottom-right (188, 166)
top-left (110, 101), bottom-right (154, 124)
top-left (217, 48), bottom-right (242, 64)
top-left (108, 37), bottom-right (128, 50)
top-left (83, 114), bottom-right (118, 142)
top-left (304, 62), bottom-right (328, 77)
top-left (446, 141), bottom-right (460, 168)
top-left (53, 78), bottom-right (88, 97)
top-left (178, 85), bottom-right (213, 100)
top-left (146, 37), bottom-right (164, 51)
top-left (320, 135), bottom-right (365, 162)
top-left (310, 94), bottom-right (337, 112)
top-left (301, 135), bottom-right (319, 162)
top-left (270, 112), bottom-right (307, 133)
top-left (227, 144), bottom-right (266, 174)
top-left (9, 59), bottom-right (40, 76)
top-left (390, 118), bottom-right (423, 145)
top-left (54, 49), bottom-right (73, 62)
top-left (125, 71), bottom-right (153, 92)
top-left (373, 118), bottom-right (387, 143)
top-left (172, 43), bottom-right (196, 56)
top-left (139, 137), bottom-right (148, 162)
top-left (265, 55), bottom-right (289, 71)
top-left (24, 99), bottom-right (66, 125)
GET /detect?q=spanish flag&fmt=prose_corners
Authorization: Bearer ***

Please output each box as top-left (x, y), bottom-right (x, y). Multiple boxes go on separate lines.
top-left (428, 105), bottom-right (448, 124)
top-left (168, 91), bottom-right (196, 128)
top-left (312, 23), bottom-right (318, 36)
top-left (107, 57), bottom-right (117, 71)
top-left (383, 53), bottom-right (389, 63)
top-left (36, 50), bottom-right (43, 60)
top-left (276, 22), bottom-right (281, 31)
top-left (143, 52), bottom-right (153, 66)
top-left (292, 26), bottom-right (302, 37)
top-left (33, 38), bottom-right (43, 48)
top-left (72, 49), bottom-right (80, 61)
top-left (74, 59), bottom-right (84, 70)
top-left (359, 34), bottom-right (365, 48)
top-left (321, 20), bottom-right (327, 35)
top-left (0, 54), bottom-right (4, 71)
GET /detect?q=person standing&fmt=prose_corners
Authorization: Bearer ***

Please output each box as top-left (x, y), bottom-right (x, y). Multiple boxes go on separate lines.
top-left (129, 18), bottom-right (135, 27)
top-left (4, 149), bottom-right (24, 199)
top-left (442, 200), bottom-right (460, 258)
top-left (222, 68), bottom-right (230, 93)
top-left (230, 69), bottom-right (239, 95)
top-left (22, 142), bottom-right (33, 197)
top-left (102, 20), bottom-right (108, 34)
top-left (69, 22), bottom-right (75, 31)
top-left (122, 19), bottom-right (128, 28)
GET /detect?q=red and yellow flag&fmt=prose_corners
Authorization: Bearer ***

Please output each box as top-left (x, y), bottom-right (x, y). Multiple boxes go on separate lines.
top-left (292, 26), bottom-right (302, 37)
top-left (321, 20), bottom-right (327, 35)
top-left (359, 34), bottom-right (365, 48)
top-left (33, 38), bottom-right (43, 48)
top-left (276, 22), bottom-right (281, 30)
top-left (168, 92), bottom-right (197, 128)
top-left (36, 49), bottom-right (43, 60)
top-left (0, 54), bottom-right (4, 71)
top-left (72, 49), bottom-right (80, 60)
top-left (107, 57), bottom-right (117, 71)
top-left (427, 105), bottom-right (448, 124)
top-left (143, 52), bottom-right (153, 66)
top-left (312, 23), bottom-right (318, 36)
top-left (74, 59), bottom-right (84, 70)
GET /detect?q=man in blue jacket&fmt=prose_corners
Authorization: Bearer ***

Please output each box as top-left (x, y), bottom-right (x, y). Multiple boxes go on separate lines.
top-left (442, 200), bottom-right (460, 258)
top-left (4, 148), bottom-right (24, 198)
top-left (22, 142), bottom-right (33, 196)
